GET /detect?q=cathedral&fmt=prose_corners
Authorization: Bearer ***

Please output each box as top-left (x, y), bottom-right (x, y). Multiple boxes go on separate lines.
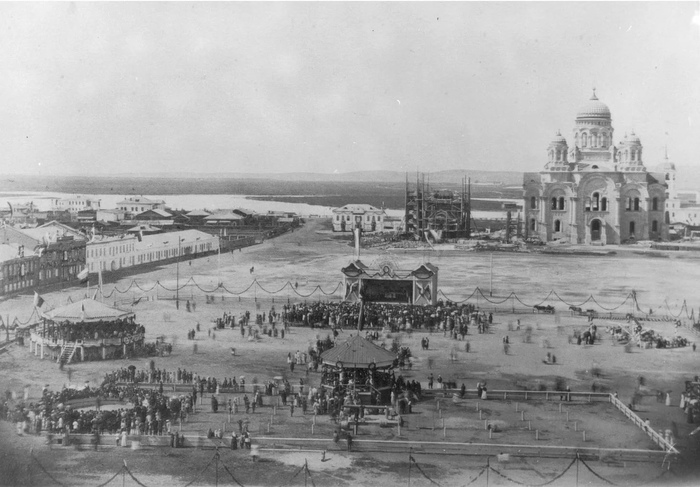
top-left (523, 90), bottom-right (669, 245)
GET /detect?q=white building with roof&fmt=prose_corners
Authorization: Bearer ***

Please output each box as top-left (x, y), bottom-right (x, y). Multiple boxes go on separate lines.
top-left (51, 195), bottom-right (101, 214)
top-left (117, 196), bottom-right (166, 214)
top-left (86, 234), bottom-right (138, 273)
top-left (85, 229), bottom-right (219, 274)
top-left (332, 204), bottom-right (386, 232)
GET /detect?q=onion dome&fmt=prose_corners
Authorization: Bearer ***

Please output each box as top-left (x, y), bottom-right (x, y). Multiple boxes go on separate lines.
top-left (576, 89), bottom-right (611, 120)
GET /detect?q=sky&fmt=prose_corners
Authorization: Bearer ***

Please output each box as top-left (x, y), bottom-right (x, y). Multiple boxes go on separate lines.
top-left (1, 2), bottom-right (699, 177)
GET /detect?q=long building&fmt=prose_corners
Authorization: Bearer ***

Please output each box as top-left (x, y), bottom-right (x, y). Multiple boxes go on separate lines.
top-left (523, 90), bottom-right (669, 244)
top-left (86, 229), bottom-right (219, 275)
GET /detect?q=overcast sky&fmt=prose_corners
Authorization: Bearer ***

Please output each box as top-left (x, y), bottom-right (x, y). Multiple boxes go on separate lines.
top-left (1, 2), bottom-right (699, 176)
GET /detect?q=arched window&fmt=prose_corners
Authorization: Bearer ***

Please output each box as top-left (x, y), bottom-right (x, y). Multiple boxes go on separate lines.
top-left (530, 218), bottom-right (536, 231)
top-left (652, 197), bottom-right (658, 211)
top-left (558, 197), bottom-right (565, 210)
top-left (652, 220), bottom-right (658, 233)
top-left (629, 221), bottom-right (636, 235)
top-left (582, 133), bottom-right (588, 147)
top-left (601, 197), bottom-right (608, 211)
top-left (626, 198), bottom-right (632, 211)
top-left (601, 134), bottom-right (607, 147)
top-left (530, 196), bottom-right (537, 209)
top-left (665, 211), bottom-right (670, 224)
top-left (585, 197), bottom-right (591, 212)
top-left (551, 198), bottom-right (557, 210)
top-left (574, 133), bottom-right (579, 146)
top-left (634, 198), bottom-right (640, 211)
top-left (592, 192), bottom-right (600, 211)
top-left (554, 220), bottom-right (561, 232)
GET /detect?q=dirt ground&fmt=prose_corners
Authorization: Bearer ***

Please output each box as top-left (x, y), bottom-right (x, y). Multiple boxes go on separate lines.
top-left (1, 218), bottom-right (700, 486)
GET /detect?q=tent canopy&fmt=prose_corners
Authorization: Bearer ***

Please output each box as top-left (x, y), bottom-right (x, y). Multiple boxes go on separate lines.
top-left (41, 299), bottom-right (134, 323)
top-left (320, 334), bottom-right (396, 368)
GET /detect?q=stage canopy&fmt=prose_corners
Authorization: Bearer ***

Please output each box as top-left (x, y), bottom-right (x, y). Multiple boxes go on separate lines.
top-left (320, 334), bottom-right (396, 368)
top-left (41, 299), bottom-right (134, 323)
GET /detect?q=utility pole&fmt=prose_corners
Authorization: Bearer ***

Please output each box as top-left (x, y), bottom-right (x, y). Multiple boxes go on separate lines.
top-left (408, 447), bottom-right (412, 487)
top-left (490, 254), bottom-right (494, 297)
top-left (176, 237), bottom-right (181, 308)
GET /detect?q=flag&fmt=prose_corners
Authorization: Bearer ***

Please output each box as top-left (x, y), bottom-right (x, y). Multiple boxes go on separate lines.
top-left (132, 297), bottom-right (143, 306)
top-left (77, 267), bottom-right (89, 282)
top-left (33, 292), bottom-right (45, 308)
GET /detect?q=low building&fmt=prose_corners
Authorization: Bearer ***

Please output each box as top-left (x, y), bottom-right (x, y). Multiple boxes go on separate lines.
top-left (332, 204), bottom-right (386, 232)
top-left (86, 234), bottom-right (138, 273)
top-left (0, 243), bottom-right (40, 295)
top-left (117, 196), bottom-right (166, 214)
top-left (0, 223), bottom-right (87, 295)
top-left (204, 211), bottom-right (244, 226)
top-left (131, 208), bottom-right (174, 226)
top-left (85, 229), bottom-right (219, 276)
top-left (50, 195), bottom-right (101, 214)
top-left (96, 209), bottom-right (127, 223)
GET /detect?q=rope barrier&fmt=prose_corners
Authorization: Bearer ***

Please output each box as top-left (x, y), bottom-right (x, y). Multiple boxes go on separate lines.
top-left (304, 463), bottom-right (317, 487)
top-left (461, 468), bottom-right (486, 486)
top-left (551, 291), bottom-right (596, 308)
top-left (278, 463), bottom-right (306, 487)
top-left (222, 463), bottom-right (246, 487)
top-left (94, 467), bottom-right (125, 487)
top-left (578, 457), bottom-right (616, 485)
top-left (30, 452), bottom-right (68, 487)
top-left (181, 451), bottom-right (217, 487)
top-left (409, 455), bottom-right (442, 486)
top-left (123, 465), bottom-right (150, 487)
top-left (487, 456), bottom-right (576, 487)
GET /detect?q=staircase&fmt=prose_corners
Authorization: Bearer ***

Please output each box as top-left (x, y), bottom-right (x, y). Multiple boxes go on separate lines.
top-left (58, 343), bottom-right (77, 364)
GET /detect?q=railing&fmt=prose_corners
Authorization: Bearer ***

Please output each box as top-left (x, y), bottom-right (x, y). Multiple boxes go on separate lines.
top-left (610, 394), bottom-right (679, 453)
top-left (425, 388), bottom-right (610, 402)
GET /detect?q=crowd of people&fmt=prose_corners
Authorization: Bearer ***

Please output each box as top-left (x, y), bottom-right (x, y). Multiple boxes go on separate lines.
top-left (2, 369), bottom-right (196, 440)
top-left (38, 318), bottom-right (144, 343)
top-left (280, 300), bottom-right (491, 335)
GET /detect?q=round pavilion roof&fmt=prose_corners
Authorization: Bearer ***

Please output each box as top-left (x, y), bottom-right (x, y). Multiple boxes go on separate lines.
top-left (41, 299), bottom-right (134, 323)
top-left (320, 334), bottom-right (397, 368)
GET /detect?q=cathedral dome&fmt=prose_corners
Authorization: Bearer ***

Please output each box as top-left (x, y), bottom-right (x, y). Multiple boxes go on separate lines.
top-left (550, 131), bottom-right (567, 146)
top-left (626, 131), bottom-right (641, 145)
top-left (576, 90), bottom-right (611, 120)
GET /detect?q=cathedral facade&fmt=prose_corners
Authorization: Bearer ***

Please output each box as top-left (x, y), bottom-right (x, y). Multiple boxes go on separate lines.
top-left (523, 91), bottom-right (669, 245)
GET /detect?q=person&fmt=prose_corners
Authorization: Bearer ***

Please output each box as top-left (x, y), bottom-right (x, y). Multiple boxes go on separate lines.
top-left (231, 432), bottom-right (238, 450)
top-left (290, 403), bottom-right (295, 416)
top-left (346, 432), bottom-right (353, 451)
top-left (460, 383), bottom-right (466, 398)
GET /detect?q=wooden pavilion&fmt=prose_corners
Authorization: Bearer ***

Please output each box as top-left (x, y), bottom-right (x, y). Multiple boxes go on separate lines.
top-left (29, 299), bottom-right (144, 364)
top-left (320, 334), bottom-right (397, 405)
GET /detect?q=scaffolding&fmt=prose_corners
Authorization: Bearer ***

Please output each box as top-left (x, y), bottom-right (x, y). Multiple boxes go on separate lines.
top-left (405, 172), bottom-right (471, 241)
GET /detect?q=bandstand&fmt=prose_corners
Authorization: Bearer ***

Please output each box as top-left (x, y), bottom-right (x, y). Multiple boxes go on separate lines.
top-left (341, 259), bottom-right (438, 306)
top-left (29, 299), bottom-right (144, 364)
top-left (320, 334), bottom-right (397, 405)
